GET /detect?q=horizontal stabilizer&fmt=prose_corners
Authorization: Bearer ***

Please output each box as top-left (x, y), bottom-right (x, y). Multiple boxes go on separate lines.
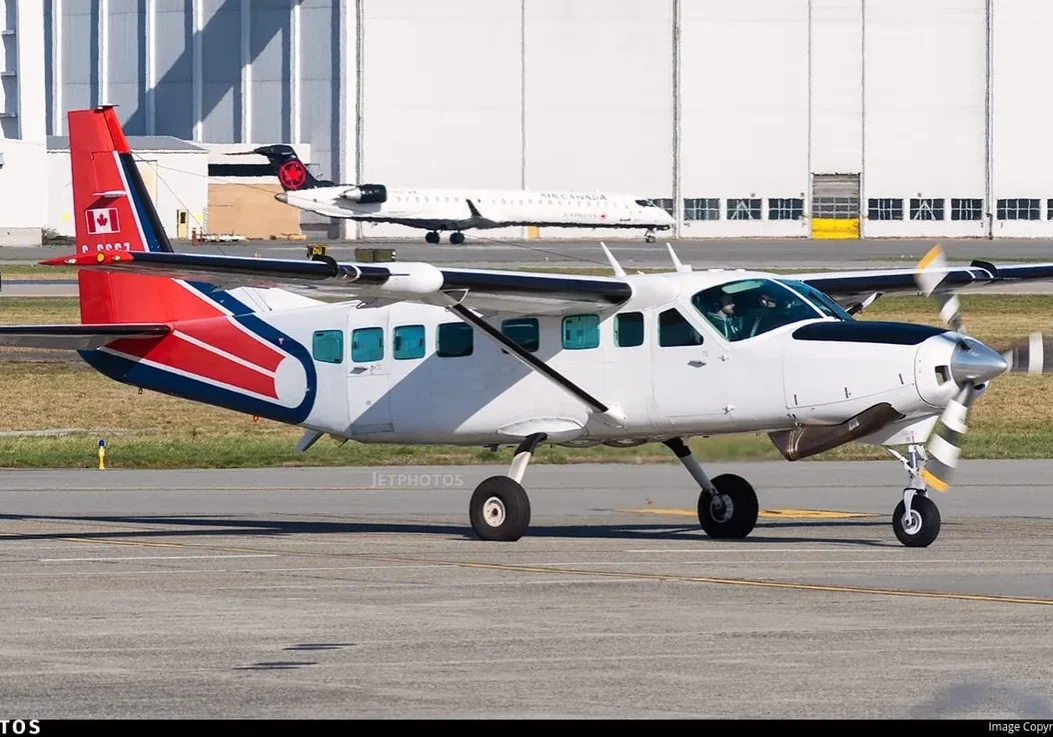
top-left (0, 324), bottom-right (171, 350)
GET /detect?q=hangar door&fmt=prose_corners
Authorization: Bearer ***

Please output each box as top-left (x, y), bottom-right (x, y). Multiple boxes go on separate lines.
top-left (810, 174), bottom-right (860, 239)
top-left (207, 182), bottom-right (301, 239)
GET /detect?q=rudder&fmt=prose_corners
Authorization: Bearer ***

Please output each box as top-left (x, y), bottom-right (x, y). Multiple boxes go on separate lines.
top-left (69, 106), bottom-right (238, 324)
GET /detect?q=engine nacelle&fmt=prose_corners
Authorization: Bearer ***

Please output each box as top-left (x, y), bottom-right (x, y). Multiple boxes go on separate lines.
top-left (339, 184), bottom-right (387, 204)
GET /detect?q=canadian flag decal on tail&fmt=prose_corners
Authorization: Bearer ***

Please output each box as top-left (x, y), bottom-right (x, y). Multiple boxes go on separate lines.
top-left (86, 207), bottom-right (120, 234)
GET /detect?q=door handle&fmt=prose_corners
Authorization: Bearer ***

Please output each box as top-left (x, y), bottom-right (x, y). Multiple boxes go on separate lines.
top-left (688, 359), bottom-right (706, 367)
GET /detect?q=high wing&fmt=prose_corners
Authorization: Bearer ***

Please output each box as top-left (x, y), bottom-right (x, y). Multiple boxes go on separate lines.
top-left (39, 251), bottom-right (635, 316)
top-left (0, 323), bottom-right (171, 349)
top-left (786, 259), bottom-right (1053, 310)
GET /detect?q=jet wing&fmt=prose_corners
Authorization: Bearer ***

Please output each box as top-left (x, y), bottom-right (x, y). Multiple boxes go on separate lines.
top-left (0, 323), bottom-right (171, 350)
top-left (784, 261), bottom-right (1053, 307)
top-left (39, 251), bottom-right (634, 316)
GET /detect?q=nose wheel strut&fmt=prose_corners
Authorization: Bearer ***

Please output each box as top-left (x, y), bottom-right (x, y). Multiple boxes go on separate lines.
top-left (887, 443), bottom-right (942, 547)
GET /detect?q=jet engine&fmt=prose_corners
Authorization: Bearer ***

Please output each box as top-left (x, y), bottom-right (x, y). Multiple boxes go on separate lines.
top-left (339, 184), bottom-right (387, 204)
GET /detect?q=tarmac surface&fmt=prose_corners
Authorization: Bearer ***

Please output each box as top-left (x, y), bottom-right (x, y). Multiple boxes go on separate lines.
top-left (3, 460), bottom-right (1053, 719)
top-left (6, 236), bottom-right (1053, 297)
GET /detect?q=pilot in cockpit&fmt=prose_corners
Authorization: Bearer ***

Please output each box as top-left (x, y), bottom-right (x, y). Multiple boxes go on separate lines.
top-left (708, 292), bottom-right (743, 340)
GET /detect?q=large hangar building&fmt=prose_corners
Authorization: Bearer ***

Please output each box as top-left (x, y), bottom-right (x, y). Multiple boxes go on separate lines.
top-left (1, 0), bottom-right (1051, 244)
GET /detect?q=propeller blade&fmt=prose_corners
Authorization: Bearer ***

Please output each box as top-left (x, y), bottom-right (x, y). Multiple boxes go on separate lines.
top-left (920, 383), bottom-right (978, 493)
top-left (914, 243), bottom-right (964, 333)
top-left (999, 332), bottom-right (1053, 374)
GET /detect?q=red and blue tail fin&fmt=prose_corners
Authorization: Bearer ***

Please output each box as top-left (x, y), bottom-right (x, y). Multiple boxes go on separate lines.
top-left (69, 106), bottom-right (251, 324)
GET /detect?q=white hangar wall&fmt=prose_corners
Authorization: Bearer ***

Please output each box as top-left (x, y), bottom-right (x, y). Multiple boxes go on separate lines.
top-left (24, 0), bottom-right (1053, 242)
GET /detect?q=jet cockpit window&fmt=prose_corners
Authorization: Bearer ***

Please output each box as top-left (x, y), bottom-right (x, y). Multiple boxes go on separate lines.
top-left (690, 279), bottom-right (825, 342)
top-left (635, 199), bottom-right (658, 207)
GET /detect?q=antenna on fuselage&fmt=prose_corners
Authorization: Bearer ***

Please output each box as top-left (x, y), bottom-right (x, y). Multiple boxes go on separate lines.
top-left (666, 243), bottom-right (691, 273)
top-left (599, 242), bottom-right (627, 277)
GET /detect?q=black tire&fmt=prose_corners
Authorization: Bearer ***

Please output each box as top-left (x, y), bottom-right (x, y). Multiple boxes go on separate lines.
top-left (469, 476), bottom-right (531, 542)
top-left (893, 493), bottom-right (941, 547)
top-left (697, 473), bottom-right (759, 539)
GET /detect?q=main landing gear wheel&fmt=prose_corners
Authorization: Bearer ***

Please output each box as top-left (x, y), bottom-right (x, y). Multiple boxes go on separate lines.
top-left (697, 473), bottom-right (759, 539)
top-left (449, 232), bottom-right (465, 244)
top-left (425, 231), bottom-right (440, 244)
top-left (893, 492), bottom-right (940, 548)
top-left (469, 476), bottom-right (531, 541)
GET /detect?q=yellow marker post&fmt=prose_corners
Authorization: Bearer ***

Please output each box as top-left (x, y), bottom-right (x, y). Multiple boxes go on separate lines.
top-left (97, 439), bottom-right (105, 470)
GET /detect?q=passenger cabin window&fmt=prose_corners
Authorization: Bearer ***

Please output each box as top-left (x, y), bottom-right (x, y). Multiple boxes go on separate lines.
top-left (437, 322), bottom-right (473, 357)
top-left (691, 278), bottom-right (825, 342)
top-left (351, 327), bottom-right (384, 362)
top-left (312, 330), bottom-right (344, 364)
top-left (501, 318), bottom-right (539, 353)
top-left (393, 324), bottom-right (425, 360)
top-left (658, 308), bottom-right (704, 347)
top-left (615, 312), bottom-right (644, 347)
top-left (562, 314), bottom-right (599, 350)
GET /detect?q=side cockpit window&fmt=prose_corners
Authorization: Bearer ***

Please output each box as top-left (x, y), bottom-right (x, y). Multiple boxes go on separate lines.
top-left (691, 279), bottom-right (824, 342)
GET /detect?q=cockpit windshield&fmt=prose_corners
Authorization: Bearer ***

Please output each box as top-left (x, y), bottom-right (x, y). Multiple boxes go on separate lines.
top-left (690, 278), bottom-right (832, 342)
top-left (634, 199), bottom-right (658, 207)
top-left (778, 280), bottom-right (855, 321)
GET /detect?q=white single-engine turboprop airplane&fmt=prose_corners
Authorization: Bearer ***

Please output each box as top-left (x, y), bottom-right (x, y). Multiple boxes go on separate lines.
top-left (4, 107), bottom-right (1053, 548)
top-left (242, 143), bottom-right (675, 244)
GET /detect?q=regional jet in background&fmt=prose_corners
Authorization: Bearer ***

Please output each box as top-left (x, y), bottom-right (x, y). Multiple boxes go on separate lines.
top-left (246, 144), bottom-right (675, 244)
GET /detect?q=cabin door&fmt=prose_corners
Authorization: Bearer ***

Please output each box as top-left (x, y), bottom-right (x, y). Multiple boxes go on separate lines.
top-left (346, 310), bottom-right (394, 436)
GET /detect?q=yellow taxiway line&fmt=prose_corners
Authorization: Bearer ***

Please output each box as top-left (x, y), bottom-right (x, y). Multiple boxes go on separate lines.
top-left (619, 507), bottom-right (879, 520)
top-left (5, 529), bottom-right (1050, 608)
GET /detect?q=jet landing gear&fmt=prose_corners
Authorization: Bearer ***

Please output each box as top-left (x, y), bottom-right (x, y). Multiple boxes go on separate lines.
top-left (469, 432), bottom-right (546, 541)
top-left (888, 443), bottom-right (941, 548)
top-left (425, 231), bottom-right (465, 244)
top-left (644, 228), bottom-right (657, 243)
top-left (663, 437), bottom-right (759, 539)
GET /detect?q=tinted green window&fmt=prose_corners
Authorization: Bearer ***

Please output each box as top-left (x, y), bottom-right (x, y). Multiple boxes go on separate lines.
top-left (615, 312), bottom-right (644, 347)
top-left (437, 322), bottom-right (473, 357)
top-left (393, 324), bottom-right (425, 360)
top-left (562, 314), bottom-right (599, 349)
top-left (351, 327), bottom-right (384, 362)
top-left (658, 308), bottom-right (704, 347)
top-left (501, 318), bottom-right (539, 352)
top-left (312, 330), bottom-right (344, 364)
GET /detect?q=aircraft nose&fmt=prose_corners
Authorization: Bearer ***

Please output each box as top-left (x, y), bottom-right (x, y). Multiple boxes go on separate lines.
top-left (950, 337), bottom-right (1008, 386)
top-left (276, 193), bottom-right (288, 203)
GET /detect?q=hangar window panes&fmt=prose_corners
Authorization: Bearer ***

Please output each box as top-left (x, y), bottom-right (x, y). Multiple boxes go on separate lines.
top-left (910, 198), bottom-right (944, 220)
top-left (813, 196), bottom-right (859, 219)
top-left (727, 198), bottom-right (761, 220)
top-left (312, 330), bottom-right (343, 364)
top-left (615, 312), bottom-right (644, 347)
top-left (351, 327), bottom-right (384, 363)
top-left (768, 198), bottom-right (803, 220)
top-left (1047, 200), bottom-right (1053, 220)
top-left (437, 322), bottom-right (473, 358)
top-left (393, 325), bottom-right (425, 360)
top-left (685, 198), bottom-right (719, 220)
top-left (997, 199), bottom-right (1040, 220)
top-left (658, 308), bottom-right (704, 347)
top-left (951, 199), bottom-right (983, 220)
top-left (647, 198), bottom-right (674, 215)
top-left (868, 198), bottom-right (903, 220)
top-left (501, 318), bottom-right (539, 353)
top-left (562, 315), bottom-right (600, 350)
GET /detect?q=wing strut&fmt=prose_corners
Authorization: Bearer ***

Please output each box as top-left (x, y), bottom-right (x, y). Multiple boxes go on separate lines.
top-left (445, 303), bottom-right (625, 426)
